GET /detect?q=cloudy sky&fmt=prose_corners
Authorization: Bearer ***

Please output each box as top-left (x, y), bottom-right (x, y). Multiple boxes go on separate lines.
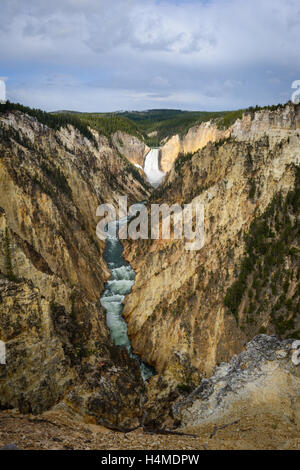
top-left (1, 0), bottom-right (300, 112)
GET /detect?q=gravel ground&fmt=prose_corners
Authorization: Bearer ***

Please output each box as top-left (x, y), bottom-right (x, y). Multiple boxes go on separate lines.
top-left (0, 409), bottom-right (300, 450)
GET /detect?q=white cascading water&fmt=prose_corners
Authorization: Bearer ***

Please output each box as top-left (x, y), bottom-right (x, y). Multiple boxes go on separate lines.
top-left (143, 148), bottom-right (165, 187)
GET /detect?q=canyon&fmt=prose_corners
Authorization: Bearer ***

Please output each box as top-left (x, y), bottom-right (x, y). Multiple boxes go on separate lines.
top-left (0, 109), bottom-right (151, 429)
top-left (0, 102), bottom-right (299, 447)
top-left (122, 103), bottom-right (300, 424)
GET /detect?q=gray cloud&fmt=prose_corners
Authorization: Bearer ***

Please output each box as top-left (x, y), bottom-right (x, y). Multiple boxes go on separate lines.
top-left (1, 0), bottom-right (300, 111)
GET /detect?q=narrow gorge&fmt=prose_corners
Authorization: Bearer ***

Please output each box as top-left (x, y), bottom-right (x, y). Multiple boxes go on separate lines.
top-left (100, 204), bottom-right (155, 381)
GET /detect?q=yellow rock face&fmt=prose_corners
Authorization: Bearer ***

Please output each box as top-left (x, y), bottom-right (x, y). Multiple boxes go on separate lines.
top-left (112, 130), bottom-right (149, 167)
top-left (1, 104), bottom-right (300, 429)
top-left (123, 104), bottom-right (300, 390)
top-left (160, 122), bottom-right (230, 172)
top-left (160, 103), bottom-right (300, 174)
top-left (0, 111), bottom-right (149, 426)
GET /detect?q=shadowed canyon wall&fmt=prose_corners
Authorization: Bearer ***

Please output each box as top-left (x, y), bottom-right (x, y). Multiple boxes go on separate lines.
top-left (0, 110), bottom-right (151, 428)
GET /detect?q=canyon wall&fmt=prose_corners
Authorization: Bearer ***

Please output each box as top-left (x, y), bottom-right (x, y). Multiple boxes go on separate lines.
top-left (1, 103), bottom-right (300, 430)
top-left (112, 130), bottom-right (149, 167)
top-left (0, 110), bottom-right (150, 427)
top-left (160, 103), bottom-right (300, 174)
top-left (232, 104), bottom-right (300, 142)
top-left (123, 104), bottom-right (300, 396)
top-left (160, 121), bottom-right (230, 173)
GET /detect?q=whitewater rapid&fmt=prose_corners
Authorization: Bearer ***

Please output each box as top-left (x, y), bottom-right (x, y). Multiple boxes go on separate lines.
top-left (100, 207), bottom-right (155, 381)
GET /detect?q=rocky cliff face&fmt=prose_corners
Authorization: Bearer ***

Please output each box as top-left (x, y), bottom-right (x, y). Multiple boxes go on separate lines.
top-left (160, 121), bottom-right (230, 173)
top-left (112, 130), bottom-right (149, 167)
top-left (0, 110), bottom-right (150, 428)
top-left (1, 103), bottom-right (300, 436)
top-left (232, 104), bottom-right (300, 142)
top-left (122, 104), bottom-right (300, 401)
top-left (174, 335), bottom-right (300, 430)
top-left (160, 103), bottom-right (300, 174)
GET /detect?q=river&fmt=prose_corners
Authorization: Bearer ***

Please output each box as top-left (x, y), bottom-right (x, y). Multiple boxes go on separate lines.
top-left (100, 149), bottom-right (165, 380)
top-left (100, 205), bottom-right (155, 381)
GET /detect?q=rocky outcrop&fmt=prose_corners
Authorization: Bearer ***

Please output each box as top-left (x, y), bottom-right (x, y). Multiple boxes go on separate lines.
top-left (160, 103), bottom-right (300, 174)
top-left (0, 110), bottom-right (150, 427)
top-left (231, 103), bottom-right (300, 143)
top-left (122, 103), bottom-right (300, 394)
top-left (173, 335), bottom-right (300, 429)
top-left (112, 130), bottom-right (149, 167)
top-left (160, 122), bottom-right (230, 172)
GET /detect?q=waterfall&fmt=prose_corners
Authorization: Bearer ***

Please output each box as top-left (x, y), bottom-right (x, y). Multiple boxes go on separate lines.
top-left (144, 148), bottom-right (165, 187)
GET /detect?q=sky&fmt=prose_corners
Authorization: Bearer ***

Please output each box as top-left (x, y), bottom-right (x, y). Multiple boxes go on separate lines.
top-left (1, 0), bottom-right (300, 112)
